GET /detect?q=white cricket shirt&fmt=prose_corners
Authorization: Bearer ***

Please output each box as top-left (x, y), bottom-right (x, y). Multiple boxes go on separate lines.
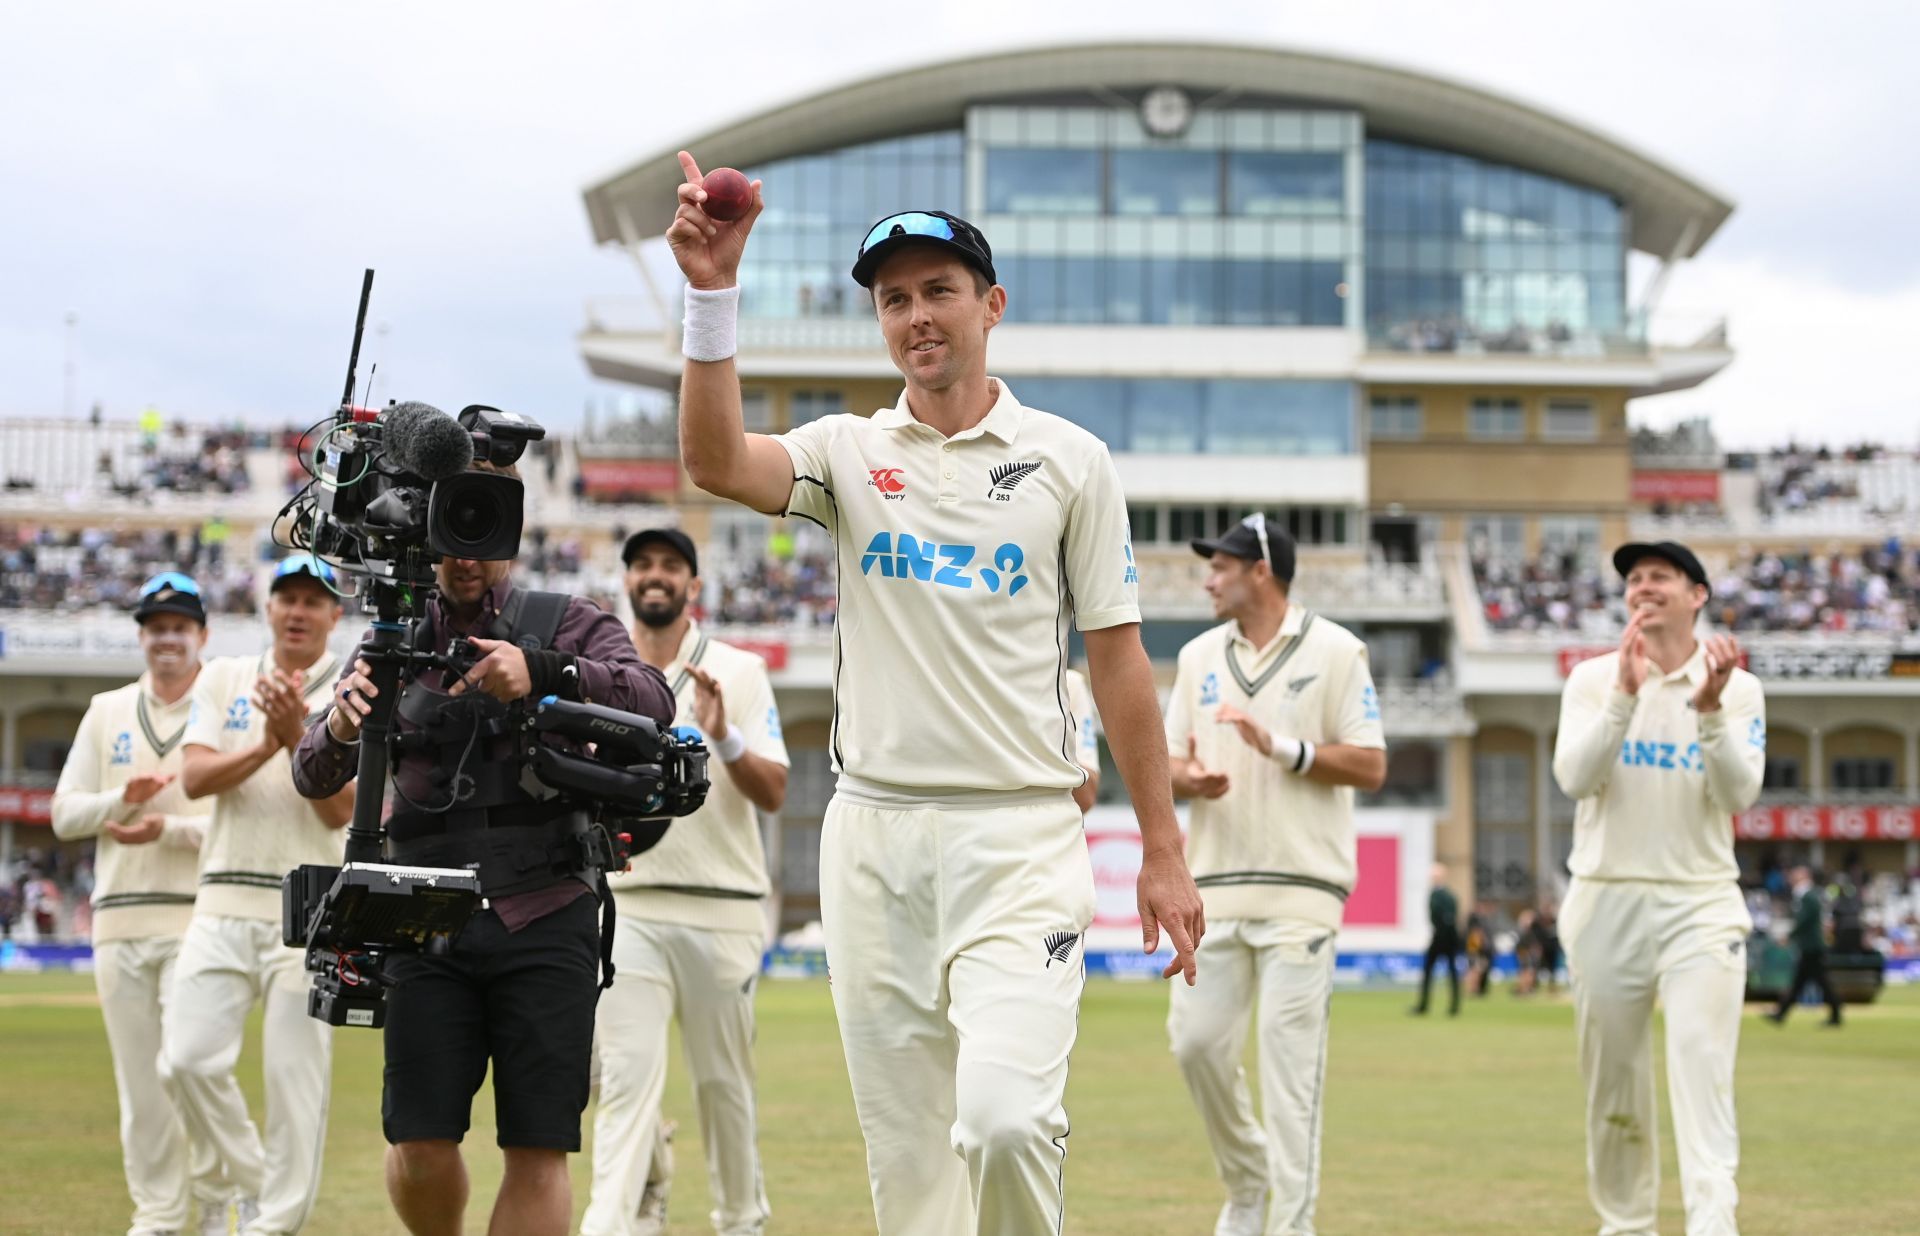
top-left (776, 379), bottom-right (1140, 796)
top-left (52, 673), bottom-right (210, 942)
top-left (1165, 609), bottom-right (1386, 929)
top-left (611, 622), bottom-right (789, 933)
top-left (1553, 645), bottom-right (1765, 883)
top-left (182, 650), bottom-right (345, 920)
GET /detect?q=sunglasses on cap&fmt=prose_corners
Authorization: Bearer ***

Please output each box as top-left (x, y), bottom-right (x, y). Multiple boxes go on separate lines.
top-left (140, 571), bottom-right (203, 599)
top-left (1241, 512), bottom-right (1273, 569)
top-left (273, 553), bottom-right (337, 584)
top-left (859, 211), bottom-right (962, 257)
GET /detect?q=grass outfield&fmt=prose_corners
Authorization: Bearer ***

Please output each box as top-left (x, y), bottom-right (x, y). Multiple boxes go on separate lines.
top-left (2, 974), bottom-right (1915, 1234)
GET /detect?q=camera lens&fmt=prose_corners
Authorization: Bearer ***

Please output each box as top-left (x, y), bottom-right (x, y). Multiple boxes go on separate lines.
top-left (444, 494), bottom-right (500, 549)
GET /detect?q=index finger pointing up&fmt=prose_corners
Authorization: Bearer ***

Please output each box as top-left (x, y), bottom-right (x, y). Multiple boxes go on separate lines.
top-left (678, 150), bottom-right (705, 186)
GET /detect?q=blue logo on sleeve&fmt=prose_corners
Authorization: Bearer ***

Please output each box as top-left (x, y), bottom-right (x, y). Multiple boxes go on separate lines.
top-left (766, 705), bottom-right (783, 741)
top-left (110, 732), bottom-right (133, 767)
top-left (224, 698), bottom-right (251, 732)
top-left (1200, 672), bottom-right (1220, 707)
top-left (1747, 717), bottom-right (1767, 750)
top-left (1361, 685), bottom-right (1381, 722)
top-left (1123, 541), bottom-right (1139, 585)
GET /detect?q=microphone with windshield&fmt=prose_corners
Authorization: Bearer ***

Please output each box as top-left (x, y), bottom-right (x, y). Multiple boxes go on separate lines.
top-left (382, 401), bottom-right (475, 482)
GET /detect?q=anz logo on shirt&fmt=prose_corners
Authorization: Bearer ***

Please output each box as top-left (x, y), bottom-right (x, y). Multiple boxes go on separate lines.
top-left (110, 732), bottom-right (134, 767)
top-left (859, 532), bottom-right (1030, 596)
top-left (1619, 739), bottom-right (1706, 774)
top-left (1123, 541), bottom-right (1139, 586)
top-left (224, 698), bottom-right (252, 732)
top-left (766, 706), bottom-right (783, 741)
top-left (1361, 685), bottom-right (1381, 723)
top-left (1747, 717), bottom-right (1767, 750)
top-left (1200, 672), bottom-right (1221, 707)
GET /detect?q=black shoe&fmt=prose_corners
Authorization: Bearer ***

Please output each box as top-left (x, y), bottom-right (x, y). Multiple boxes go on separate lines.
top-left (1821, 1018), bottom-right (1843, 1028)
top-left (1409, 1006), bottom-right (1428, 1016)
top-left (1765, 1010), bottom-right (1786, 1025)
top-left (1448, 1006), bottom-right (1460, 1018)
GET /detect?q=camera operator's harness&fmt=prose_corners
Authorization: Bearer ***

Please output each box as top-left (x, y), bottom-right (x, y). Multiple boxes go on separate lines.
top-left (284, 590), bottom-right (709, 1028)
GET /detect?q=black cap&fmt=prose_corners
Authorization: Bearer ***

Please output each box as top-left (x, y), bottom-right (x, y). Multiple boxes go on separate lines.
top-left (622, 528), bottom-right (698, 576)
top-left (1192, 518), bottom-right (1296, 585)
top-left (1613, 541), bottom-right (1710, 593)
top-left (133, 572), bottom-right (208, 626)
top-left (851, 210), bottom-right (996, 290)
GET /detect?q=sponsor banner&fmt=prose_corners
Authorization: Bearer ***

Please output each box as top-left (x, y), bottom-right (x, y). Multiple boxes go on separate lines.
top-left (1558, 645), bottom-right (1920, 680)
top-left (1733, 804), bottom-right (1919, 842)
top-left (0, 624), bottom-right (143, 661)
top-left (1632, 469), bottom-right (1721, 503)
top-left (727, 638), bottom-right (789, 671)
top-left (578, 458), bottom-right (680, 497)
top-left (1557, 647), bottom-right (1613, 676)
top-left (0, 786), bottom-right (54, 823)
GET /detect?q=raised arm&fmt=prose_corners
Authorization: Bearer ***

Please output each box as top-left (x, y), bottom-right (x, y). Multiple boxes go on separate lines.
top-left (669, 150), bottom-right (798, 514)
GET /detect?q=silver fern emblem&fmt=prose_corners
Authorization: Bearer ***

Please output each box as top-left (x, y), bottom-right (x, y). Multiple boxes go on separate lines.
top-left (988, 461), bottom-right (1043, 498)
top-left (1043, 931), bottom-right (1080, 967)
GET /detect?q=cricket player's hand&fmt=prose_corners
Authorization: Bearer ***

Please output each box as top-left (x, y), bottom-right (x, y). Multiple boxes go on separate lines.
top-left (448, 638), bottom-right (532, 704)
top-left (667, 151), bottom-right (765, 291)
top-left (120, 771), bottom-right (174, 805)
top-left (254, 669), bottom-right (308, 751)
top-left (687, 664), bottom-right (730, 743)
top-left (1616, 611), bottom-right (1650, 696)
top-left (1692, 633), bottom-right (1741, 714)
top-left (1178, 735), bottom-right (1232, 799)
top-left (1215, 704), bottom-right (1273, 757)
top-left (1139, 842), bottom-right (1206, 985)
top-left (106, 813), bottom-right (167, 846)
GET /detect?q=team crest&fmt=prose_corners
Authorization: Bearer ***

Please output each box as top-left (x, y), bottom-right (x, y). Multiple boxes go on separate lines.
top-left (988, 461), bottom-right (1042, 501)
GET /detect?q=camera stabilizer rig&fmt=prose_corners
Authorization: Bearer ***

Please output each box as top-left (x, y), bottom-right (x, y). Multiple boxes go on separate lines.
top-left (279, 271), bottom-right (710, 1028)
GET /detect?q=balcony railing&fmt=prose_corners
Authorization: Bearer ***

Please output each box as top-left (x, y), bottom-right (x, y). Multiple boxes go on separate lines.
top-left (1136, 549), bottom-right (1446, 619)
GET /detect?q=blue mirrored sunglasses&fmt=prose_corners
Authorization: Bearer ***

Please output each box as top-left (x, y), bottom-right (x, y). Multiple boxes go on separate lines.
top-left (274, 553), bottom-right (336, 583)
top-left (859, 212), bottom-right (957, 257)
top-left (140, 571), bottom-right (202, 598)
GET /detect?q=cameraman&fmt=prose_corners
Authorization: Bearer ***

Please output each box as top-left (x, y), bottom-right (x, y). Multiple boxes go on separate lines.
top-left (290, 483), bottom-right (675, 1236)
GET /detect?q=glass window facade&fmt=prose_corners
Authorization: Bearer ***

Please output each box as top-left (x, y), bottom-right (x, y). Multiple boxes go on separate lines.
top-left (1368, 395), bottom-right (1423, 440)
top-left (1366, 139), bottom-right (1628, 355)
top-left (738, 131), bottom-right (965, 321)
top-left (1007, 377), bottom-right (1354, 454)
top-left (973, 104), bottom-right (1361, 328)
top-left (1543, 397), bottom-right (1597, 441)
top-left (1469, 397), bottom-right (1525, 440)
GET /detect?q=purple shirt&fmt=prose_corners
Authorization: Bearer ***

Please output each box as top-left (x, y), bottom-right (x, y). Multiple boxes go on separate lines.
top-left (291, 577), bottom-right (673, 929)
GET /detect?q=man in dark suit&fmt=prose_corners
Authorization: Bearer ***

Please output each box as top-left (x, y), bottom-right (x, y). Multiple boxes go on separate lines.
top-left (1768, 865), bottom-right (1841, 1026)
top-left (1412, 863), bottom-right (1463, 1016)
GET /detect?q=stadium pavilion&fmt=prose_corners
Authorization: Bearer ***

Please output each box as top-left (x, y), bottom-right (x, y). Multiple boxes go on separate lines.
top-left (4, 43), bottom-right (1916, 975)
top-left (571, 41), bottom-right (1811, 954)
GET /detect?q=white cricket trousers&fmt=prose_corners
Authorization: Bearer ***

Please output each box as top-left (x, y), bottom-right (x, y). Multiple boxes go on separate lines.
top-left (1168, 917), bottom-right (1337, 1236)
top-left (821, 793), bottom-right (1094, 1236)
top-left (1561, 878), bottom-right (1750, 1236)
top-left (94, 935), bottom-right (227, 1235)
top-left (163, 915), bottom-right (334, 1236)
top-left (584, 917), bottom-right (769, 1236)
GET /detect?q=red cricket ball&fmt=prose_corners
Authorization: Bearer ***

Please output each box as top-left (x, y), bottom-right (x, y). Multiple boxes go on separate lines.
top-left (701, 168), bottom-right (754, 222)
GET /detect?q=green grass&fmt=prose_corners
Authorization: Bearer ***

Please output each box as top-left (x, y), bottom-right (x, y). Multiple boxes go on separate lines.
top-left (3, 975), bottom-right (1915, 1234)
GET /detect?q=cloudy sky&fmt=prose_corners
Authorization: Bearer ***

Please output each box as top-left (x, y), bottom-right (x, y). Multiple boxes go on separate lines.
top-left (2, 1), bottom-right (1913, 448)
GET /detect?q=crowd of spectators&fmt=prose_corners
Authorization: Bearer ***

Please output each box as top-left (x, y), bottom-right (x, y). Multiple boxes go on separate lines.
top-left (0, 521), bottom-right (259, 615)
top-left (1474, 539), bottom-right (1920, 637)
top-left (109, 418), bottom-right (252, 499)
top-left (1745, 856), bottom-right (1920, 962)
top-left (1709, 543), bottom-right (1919, 634)
top-left (0, 848), bottom-right (91, 944)
top-left (702, 552), bottom-right (838, 628)
top-left (1473, 547), bottom-right (1619, 635)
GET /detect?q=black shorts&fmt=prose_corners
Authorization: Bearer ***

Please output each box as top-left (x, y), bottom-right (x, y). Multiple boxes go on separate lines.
top-left (381, 894), bottom-right (601, 1150)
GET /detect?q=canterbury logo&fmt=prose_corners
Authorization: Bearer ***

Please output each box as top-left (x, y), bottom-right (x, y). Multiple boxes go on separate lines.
top-left (988, 461), bottom-right (1042, 498)
top-left (868, 467), bottom-right (906, 494)
top-left (1043, 931), bottom-right (1080, 968)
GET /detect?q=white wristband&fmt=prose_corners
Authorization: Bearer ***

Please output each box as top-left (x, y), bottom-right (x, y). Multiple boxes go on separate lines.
top-left (682, 284), bottom-right (741, 362)
top-left (1269, 732), bottom-right (1315, 774)
top-left (712, 726), bottom-right (748, 764)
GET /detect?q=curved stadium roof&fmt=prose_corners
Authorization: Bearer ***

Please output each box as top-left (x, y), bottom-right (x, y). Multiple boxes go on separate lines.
top-left (584, 41), bottom-right (1734, 261)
